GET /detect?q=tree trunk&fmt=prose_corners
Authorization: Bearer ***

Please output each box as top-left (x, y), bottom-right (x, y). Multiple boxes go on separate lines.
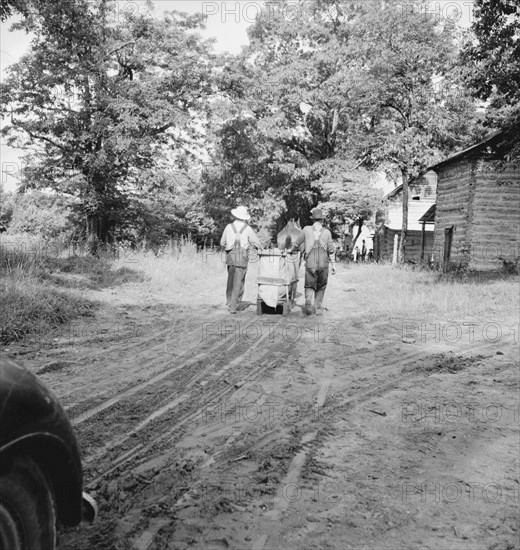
top-left (398, 169), bottom-right (409, 264)
top-left (87, 214), bottom-right (99, 256)
top-left (351, 218), bottom-right (364, 250)
top-left (98, 213), bottom-right (111, 243)
top-left (392, 233), bottom-right (399, 265)
top-left (86, 212), bottom-right (111, 255)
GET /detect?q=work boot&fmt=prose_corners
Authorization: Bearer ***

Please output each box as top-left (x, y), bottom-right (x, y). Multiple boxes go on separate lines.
top-left (304, 288), bottom-right (315, 315)
top-left (315, 289), bottom-right (325, 315)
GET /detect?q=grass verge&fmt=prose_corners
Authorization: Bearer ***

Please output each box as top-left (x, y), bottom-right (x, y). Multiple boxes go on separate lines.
top-left (340, 262), bottom-right (519, 321)
top-left (2, 235), bottom-right (518, 345)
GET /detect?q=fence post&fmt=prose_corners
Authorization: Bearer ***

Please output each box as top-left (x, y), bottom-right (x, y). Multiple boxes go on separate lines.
top-left (392, 234), bottom-right (399, 265)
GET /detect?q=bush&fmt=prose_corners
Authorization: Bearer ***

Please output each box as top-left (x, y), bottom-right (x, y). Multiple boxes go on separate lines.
top-left (5, 191), bottom-right (75, 240)
top-left (0, 242), bottom-right (97, 344)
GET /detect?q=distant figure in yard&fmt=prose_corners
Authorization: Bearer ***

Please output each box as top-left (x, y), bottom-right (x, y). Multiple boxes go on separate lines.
top-left (353, 246), bottom-right (360, 263)
top-left (368, 249), bottom-right (374, 261)
top-left (361, 240), bottom-right (367, 262)
top-left (220, 206), bottom-right (261, 314)
top-left (290, 208), bottom-right (336, 315)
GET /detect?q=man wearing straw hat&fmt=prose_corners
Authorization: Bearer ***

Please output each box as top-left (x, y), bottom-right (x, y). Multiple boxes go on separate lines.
top-left (220, 206), bottom-right (261, 313)
top-left (291, 208), bottom-right (336, 315)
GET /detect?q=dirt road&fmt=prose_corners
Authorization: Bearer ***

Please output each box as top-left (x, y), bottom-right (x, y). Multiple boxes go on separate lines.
top-left (6, 265), bottom-right (519, 550)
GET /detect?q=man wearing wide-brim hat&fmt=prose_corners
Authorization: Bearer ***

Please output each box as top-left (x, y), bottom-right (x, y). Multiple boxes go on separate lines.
top-left (290, 208), bottom-right (336, 315)
top-left (220, 206), bottom-right (261, 313)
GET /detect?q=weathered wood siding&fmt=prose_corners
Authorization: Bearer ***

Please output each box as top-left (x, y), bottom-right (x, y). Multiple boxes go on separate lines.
top-left (469, 160), bottom-right (520, 270)
top-left (374, 226), bottom-right (434, 262)
top-left (433, 154), bottom-right (520, 271)
top-left (432, 159), bottom-right (472, 267)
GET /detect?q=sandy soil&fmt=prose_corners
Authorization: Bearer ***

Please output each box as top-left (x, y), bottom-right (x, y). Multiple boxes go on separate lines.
top-left (5, 263), bottom-right (519, 550)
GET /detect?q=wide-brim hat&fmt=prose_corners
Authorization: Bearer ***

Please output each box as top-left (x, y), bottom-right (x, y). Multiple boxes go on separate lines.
top-left (311, 208), bottom-right (325, 220)
top-left (231, 206), bottom-right (251, 221)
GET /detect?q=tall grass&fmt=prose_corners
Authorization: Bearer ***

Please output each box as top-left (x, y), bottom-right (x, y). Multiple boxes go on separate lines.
top-left (340, 262), bottom-right (519, 321)
top-left (128, 237), bottom-right (227, 293)
top-left (2, 232), bottom-right (517, 344)
top-left (0, 242), bottom-right (96, 344)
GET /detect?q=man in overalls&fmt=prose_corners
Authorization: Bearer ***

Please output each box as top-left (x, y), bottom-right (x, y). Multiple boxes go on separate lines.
top-left (220, 206), bottom-right (261, 314)
top-left (291, 209), bottom-right (336, 315)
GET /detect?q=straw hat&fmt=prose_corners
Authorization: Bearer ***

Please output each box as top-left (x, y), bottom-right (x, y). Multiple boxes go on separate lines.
top-left (231, 206), bottom-right (251, 221)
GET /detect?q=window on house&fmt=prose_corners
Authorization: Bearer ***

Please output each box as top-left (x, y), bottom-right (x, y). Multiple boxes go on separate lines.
top-left (412, 196), bottom-right (420, 200)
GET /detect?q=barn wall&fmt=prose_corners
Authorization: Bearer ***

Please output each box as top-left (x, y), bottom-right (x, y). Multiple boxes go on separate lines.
top-left (405, 230), bottom-right (435, 262)
top-left (468, 160), bottom-right (520, 270)
top-left (375, 226), bottom-right (434, 263)
top-left (433, 154), bottom-right (520, 271)
top-left (432, 159), bottom-right (472, 268)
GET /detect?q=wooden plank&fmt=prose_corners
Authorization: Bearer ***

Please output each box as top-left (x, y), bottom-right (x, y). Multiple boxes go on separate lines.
top-left (258, 250), bottom-right (284, 257)
top-left (258, 277), bottom-right (297, 285)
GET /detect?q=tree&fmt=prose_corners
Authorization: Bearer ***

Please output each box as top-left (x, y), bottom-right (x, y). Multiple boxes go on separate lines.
top-left (0, 0), bottom-right (28, 21)
top-left (123, 166), bottom-right (216, 249)
top-left (316, 159), bottom-right (384, 244)
top-left (0, 0), bottom-right (215, 252)
top-left (205, 0), bottom-right (383, 233)
top-left (4, 191), bottom-right (74, 240)
top-left (343, 3), bottom-right (482, 261)
top-left (462, 0), bottom-right (520, 157)
top-left (209, 1), bottom-right (481, 260)
top-left (0, 187), bottom-right (15, 231)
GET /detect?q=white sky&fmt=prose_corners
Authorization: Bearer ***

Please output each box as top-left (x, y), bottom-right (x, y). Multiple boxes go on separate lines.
top-left (0, 0), bottom-right (474, 191)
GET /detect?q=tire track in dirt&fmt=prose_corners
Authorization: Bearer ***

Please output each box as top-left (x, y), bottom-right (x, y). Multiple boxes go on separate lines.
top-left (154, 343), bottom-right (436, 549)
top-left (78, 342), bottom-right (261, 469)
top-left (99, 345), bottom-right (303, 548)
top-left (83, 328), bottom-right (400, 484)
top-left (71, 341), bottom-right (217, 425)
top-left (73, 315), bottom-right (356, 446)
top-left (66, 309), bottom-right (503, 549)
top-left (67, 313), bottom-right (261, 423)
top-left (83, 316), bottom-right (289, 488)
top-left (54, 313), bottom-right (227, 410)
top-left (246, 339), bottom-right (498, 550)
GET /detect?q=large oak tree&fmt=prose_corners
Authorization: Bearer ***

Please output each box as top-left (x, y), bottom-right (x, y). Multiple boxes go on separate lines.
top-left (1, 0), bottom-right (214, 251)
top-left (205, 0), bottom-right (383, 237)
top-left (462, 0), bottom-right (520, 159)
top-left (345, 3), bottom-right (483, 261)
top-left (207, 0), bottom-right (481, 258)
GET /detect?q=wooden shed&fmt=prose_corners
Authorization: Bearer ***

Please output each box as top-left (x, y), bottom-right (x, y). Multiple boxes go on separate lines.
top-left (373, 171), bottom-right (437, 263)
top-left (429, 130), bottom-right (520, 271)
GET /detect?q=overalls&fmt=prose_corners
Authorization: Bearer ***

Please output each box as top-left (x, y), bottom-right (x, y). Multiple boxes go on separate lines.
top-left (304, 227), bottom-right (330, 313)
top-left (226, 223), bottom-right (249, 311)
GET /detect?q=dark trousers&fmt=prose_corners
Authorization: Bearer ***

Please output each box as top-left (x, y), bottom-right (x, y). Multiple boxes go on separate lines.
top-left (226, 265), bottom-right (247, 310)
top-left (304, 265), bottom-right (329, 291)
top-left (304, 247), bottom-right (329, 291)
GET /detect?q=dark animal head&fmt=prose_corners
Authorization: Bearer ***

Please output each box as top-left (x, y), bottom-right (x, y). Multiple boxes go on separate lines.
top-left (277, 218), bottom-right (303, 249)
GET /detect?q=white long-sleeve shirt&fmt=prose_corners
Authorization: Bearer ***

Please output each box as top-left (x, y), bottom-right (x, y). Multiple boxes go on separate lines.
top-left (220, 220), bottom-right (261, 251)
